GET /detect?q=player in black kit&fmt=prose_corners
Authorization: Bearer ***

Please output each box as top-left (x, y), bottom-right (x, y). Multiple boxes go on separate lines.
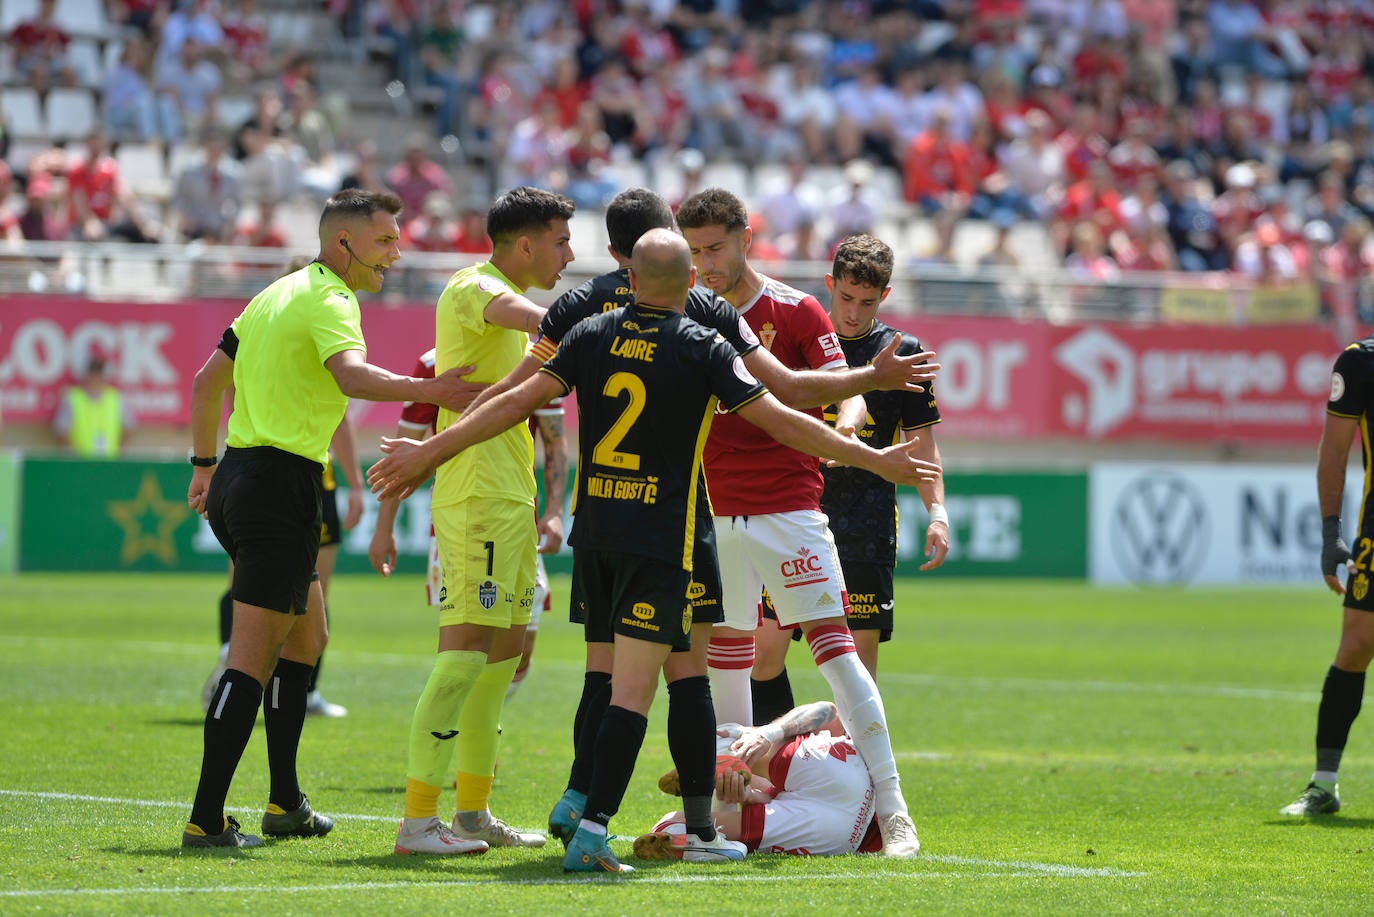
top-left (752, 234), bottom-right (946, 722)
top-left (452, 189), bottom-right (939, 857)
top-left (1281, 336), bottom-right (1374, 816)
top-left (367, 229), bottom-right (943, 871)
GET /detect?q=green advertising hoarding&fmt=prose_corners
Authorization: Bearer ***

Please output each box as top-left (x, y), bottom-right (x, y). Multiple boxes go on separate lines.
top-left (0, 451), bottom-right (19, 573)
top-left (895, 470), bottom-right (1087, 578)
top-left (17, 458), bottom-right (1087, 579)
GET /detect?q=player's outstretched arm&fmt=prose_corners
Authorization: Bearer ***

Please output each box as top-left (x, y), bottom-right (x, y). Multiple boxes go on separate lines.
top-left (744, 336), bottom-right (939, 409)
top-left (368, 372), bottom-right (565, 501)
top-left (325, 348), bottom-right (484, 411)
top-left (737, 393), bottom-right (940, 488)
top-left (465, 353), bottom-right (544, 416)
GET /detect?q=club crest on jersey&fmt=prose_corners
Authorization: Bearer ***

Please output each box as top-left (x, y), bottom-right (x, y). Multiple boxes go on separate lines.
top-left (477, 579), bottom-right (498, 610)
top-left (759, 322), bottom-right (777, 350)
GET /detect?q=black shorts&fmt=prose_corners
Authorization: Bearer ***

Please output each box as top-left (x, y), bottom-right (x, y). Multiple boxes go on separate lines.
top-left (207, 445), bottom-right (323, 615)
top-left (571, 547), bottom-right (692, 651)
top-left (569, 523), bottom-right (724, 628)
top-left (1347, 539), bottom-right (1374, 612)
top-left (687, 518), bottom-right (725, 625)
top-left (319, 483), bottom-right (341, 547)
top-left (842, 562), bottom-right (895, 641)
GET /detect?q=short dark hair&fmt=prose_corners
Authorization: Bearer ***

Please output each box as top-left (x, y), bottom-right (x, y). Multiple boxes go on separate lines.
top-left (487, 186), bottom-right (576, 247)
top-left (319, 189), bottom-right (403, 233)
top-left (675, 187), bottom-right (749, 234)
top-left (831, 233), bottom-right (894, 289)
top-left (605, 188), bottom-right (675, 258)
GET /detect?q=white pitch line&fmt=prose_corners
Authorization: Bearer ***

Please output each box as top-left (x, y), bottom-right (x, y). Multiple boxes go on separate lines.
top-left (0, 786), bottom-right (1145, 897)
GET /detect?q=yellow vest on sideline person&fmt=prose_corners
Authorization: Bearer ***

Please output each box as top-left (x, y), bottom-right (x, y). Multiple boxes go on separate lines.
top-left (65, 386), bottom-right (124, 457)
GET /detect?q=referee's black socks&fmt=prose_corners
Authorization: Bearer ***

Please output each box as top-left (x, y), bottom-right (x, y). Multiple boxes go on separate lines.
top-left (190, 668), bottom-right (263, 833)
top-left (264, 659), bottom-right (313, 811)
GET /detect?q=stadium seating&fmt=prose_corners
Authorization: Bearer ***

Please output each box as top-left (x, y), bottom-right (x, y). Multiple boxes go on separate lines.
top-left (2, 86), bottom-right (44, 140)
top-left (44, 87), bottom-right (97, 142)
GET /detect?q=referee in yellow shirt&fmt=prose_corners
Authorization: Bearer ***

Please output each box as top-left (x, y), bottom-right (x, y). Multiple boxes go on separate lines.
top-left (182, 189), bottom-right (478, 849)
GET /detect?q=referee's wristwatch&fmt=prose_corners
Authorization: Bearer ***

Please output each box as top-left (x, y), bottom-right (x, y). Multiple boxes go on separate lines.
top-left (189, 455), bottom-right (218, 467)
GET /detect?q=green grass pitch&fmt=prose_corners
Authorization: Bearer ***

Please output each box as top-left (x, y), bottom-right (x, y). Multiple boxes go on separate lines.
top-left (1, 572), bottom-right (1371, 915)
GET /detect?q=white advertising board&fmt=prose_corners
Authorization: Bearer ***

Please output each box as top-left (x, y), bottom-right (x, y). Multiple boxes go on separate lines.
top-left (1089, 462), bottom-right (1363, 586)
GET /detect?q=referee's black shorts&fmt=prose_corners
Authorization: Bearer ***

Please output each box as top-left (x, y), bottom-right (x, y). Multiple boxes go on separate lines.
top-left (207, 445), bottom-right (323, 615)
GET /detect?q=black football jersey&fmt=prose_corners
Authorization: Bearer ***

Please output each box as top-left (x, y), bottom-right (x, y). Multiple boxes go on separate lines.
top-left (1329, 337), bottom-right (1374, 528)
top-left (541, 302), bottom-right (766, 569)
top-left (539, 268), bottom-right (759, 523)
top-left (541, 268), bottom-right (759, 355)
top-left (821, 320), bottom-right (941, 565)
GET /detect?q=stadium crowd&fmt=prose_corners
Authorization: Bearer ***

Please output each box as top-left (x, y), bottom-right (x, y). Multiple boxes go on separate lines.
top-left (4, 0), bottom-right (1374, 310)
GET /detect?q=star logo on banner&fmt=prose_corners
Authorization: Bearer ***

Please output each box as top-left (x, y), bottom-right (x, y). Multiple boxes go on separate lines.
top-left (107, 471), bottom-right (190, 566)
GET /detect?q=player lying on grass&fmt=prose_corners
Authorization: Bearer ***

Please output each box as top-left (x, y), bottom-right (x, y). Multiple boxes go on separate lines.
top-left (637, 700), bottom-right (886, 858)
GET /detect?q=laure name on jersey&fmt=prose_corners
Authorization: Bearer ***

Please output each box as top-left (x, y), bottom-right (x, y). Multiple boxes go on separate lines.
top-left (609, 335), bottom-right (658, 363)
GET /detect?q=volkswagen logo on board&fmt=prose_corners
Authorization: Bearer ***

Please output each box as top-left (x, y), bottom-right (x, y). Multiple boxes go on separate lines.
top-left (1110, 471), bottom-right (1209, 584)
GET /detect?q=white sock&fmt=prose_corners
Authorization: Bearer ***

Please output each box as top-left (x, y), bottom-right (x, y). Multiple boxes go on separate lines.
top-left (815, 644), bottom-right (906, 818)
top-left (576, 818), bottom-right (607, 837)
top-left (1313, 771), bottom-right (1339, 787)
top-left (708, 634), bottom-right (755, 727)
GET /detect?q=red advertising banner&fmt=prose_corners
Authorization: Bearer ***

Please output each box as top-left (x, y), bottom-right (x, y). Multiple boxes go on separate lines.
top-left (887, 316), bottom-right (1342, 445)
top-left (0, 297), bottom-right (1348, 446)
top-left (0, 296), bottom-right (434, 426)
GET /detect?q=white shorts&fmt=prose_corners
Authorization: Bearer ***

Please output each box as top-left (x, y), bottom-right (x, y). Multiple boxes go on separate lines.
top-left (741, 730), bottom-right (876, 856)
top-left (714, 509), bottom-right (848, 631)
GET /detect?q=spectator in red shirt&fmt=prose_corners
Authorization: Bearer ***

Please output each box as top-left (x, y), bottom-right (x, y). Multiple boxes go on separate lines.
top-left (902, 108), bottom-right (975, 216)
top-left (66, 131), bottom-right (158, 243)
top-left (1056, 101), bottom-right (1111, 183)
top-left (1056, 159), bottom-right (1125, 254)
top-left (1107, 120), bottom-right (1162, 191)
top-left (9, 0), bottom-right (73, 89)
top-left (401, 191), bottom-right (459, 253)
top-left (450, 204), bottom-right (491, 255)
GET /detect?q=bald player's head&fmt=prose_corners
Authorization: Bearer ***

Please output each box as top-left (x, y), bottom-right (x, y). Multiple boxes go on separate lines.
top-left (628, 228), bottom-right (694, 310)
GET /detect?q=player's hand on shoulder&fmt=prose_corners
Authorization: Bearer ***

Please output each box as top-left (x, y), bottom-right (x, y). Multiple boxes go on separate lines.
top-left (871, 333), bottom-right (939, 393)
top-left (429, 364), bottom-right (485, 412)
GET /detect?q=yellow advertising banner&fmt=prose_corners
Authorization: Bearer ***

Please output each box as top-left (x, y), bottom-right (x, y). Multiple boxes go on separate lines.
top-left (1247, 285), bottom-right (1320, 323)
top-left (1158, 286), bottom-right (1232, 323)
